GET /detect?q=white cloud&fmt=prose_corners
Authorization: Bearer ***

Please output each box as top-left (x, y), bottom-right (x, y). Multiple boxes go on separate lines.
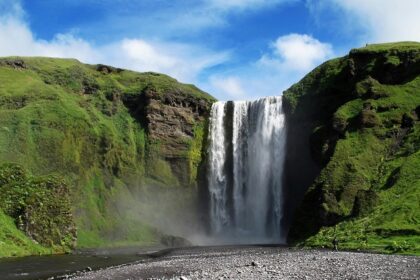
top-left (209, 76), bottom-right (246, 98)
top-left (0, 8), bottom-right (228, 83)
top-left (337, 0), bottom-right (420, 42)
top-left (0, 17), bottom-right (98, 62)
top-left (259, 33), bottom-right (333, 72)
top-left (74, 0), bottom-right (295, 37)
top-left (204, 33), bottom-right (333, 101)
top-left (308, 0), bottom-right (420, 43)
top-left (106, 39), bottom-right (229, 82)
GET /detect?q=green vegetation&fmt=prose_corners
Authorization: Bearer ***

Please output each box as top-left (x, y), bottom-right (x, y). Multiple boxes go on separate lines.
top-left (188, 121), bottom-right (207, 185)
top-left (284, 42), bottom-right (420, 255)
top-left (351, 41), bottom-right (420, 53)
top-left (0, 163), bottom-right (75, 257)
top-left (0, 209), bottom-right (52, 257)
top-left (0, 57), bottom-right (213, 257)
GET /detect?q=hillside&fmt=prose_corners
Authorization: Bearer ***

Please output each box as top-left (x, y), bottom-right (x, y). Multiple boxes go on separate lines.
top-left (0, 57), bottom-right (214, 257)
top-left (283, 42), bottom-right (420, 254)
top-left (1, 42), bottom-right (419, 258)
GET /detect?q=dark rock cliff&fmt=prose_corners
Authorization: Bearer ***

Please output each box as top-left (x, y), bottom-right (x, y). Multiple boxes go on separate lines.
top-left (143, 89), bottom-right (212, 186)
top-left (122, 85), bottom-right (213, 187)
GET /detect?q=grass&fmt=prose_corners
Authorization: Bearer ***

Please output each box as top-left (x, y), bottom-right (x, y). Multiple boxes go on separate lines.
top-left (284, 42), bottom-right (420, 255)
top-left (0, 56), bottom-right (212, 256)
top-left (350, 41), bottom-right (420, 53)
top-left (188, 120), bottom-right (207, 186)
top-left (0, 209), bottom-right (52, 257)
top-left (304, 149), bottom-right (420, 255)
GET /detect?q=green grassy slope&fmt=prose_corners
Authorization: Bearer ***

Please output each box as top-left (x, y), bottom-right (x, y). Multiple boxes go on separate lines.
top-left (0, 57), bottom-right (212, 257)
top-left (284, 42), bottom-right (420, 254)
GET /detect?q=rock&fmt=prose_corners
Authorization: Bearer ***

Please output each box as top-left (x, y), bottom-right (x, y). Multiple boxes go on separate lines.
top-left (2, 59), bottom-right (27, 69)
top-left (160, 234), bottom-right (192, 248)
top-left (96, 64), bottom-right (123, 74)
top-left (122, 87), bottom-right (214, 187)
top-left (359, 109), bottom-right (381, 128)
top-left (251, 261), bottom-right (259, 267)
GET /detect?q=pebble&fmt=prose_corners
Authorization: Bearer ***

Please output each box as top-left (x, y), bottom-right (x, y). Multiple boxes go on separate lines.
top-left (71, 247), bottom-right (420, 280)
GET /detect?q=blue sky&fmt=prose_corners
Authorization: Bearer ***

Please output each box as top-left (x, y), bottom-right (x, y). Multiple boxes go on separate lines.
top-left (0, 0), bottom-right (419, 100)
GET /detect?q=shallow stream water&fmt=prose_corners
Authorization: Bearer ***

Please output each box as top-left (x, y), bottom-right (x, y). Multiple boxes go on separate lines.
top-left (0, 246), bottom-right (165, 280)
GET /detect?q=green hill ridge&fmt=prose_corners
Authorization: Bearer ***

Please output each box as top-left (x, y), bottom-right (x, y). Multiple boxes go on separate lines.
top-left (0, 57), bottom-right (214, 257)
top-left (284, 42), bottom-right (420, 255)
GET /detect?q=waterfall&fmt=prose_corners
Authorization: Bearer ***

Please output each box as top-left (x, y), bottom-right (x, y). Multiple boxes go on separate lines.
top-left (207, 96), bottom-right (287, 243)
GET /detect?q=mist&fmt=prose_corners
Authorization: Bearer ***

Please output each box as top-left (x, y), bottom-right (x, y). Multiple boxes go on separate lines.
top-left (112, 182), bottom-right (212, 246)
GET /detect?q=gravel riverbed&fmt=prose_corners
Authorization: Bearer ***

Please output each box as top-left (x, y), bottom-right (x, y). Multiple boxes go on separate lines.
top-left (70, 246), bottom-right (419, 280)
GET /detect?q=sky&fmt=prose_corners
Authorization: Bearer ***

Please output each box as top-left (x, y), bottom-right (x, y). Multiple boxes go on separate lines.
top-left (0, 0), bottom-right (419, 101)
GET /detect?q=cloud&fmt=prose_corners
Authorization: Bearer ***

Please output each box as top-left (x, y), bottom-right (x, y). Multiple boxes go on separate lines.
top-left (0, 17), bottom-right (98, 62)
top-left (258, 33), bottom-right (333, 72)
top-left (204, 33), bottom-right (333, 100)
top-left (106, 39), bottom-right (229, 82)
top-left (0, 1), bottom-right (333, 102)
top-left (307, 0), bottom-right (420, 43)
top-left (209, 76), bottom-right (246, 99)
top-left (0, 0), bottom-right (23, 17)
top-left (42, 0), bottom-right (295, 38)
top-left (179, 0), bottom-right (295, 31)
top-left (0, 5), bottom-right (229, 83)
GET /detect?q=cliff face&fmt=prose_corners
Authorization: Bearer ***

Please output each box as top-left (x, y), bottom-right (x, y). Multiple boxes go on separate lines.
top-left (142, 89), bottom-right (212, 187)
top-left (0, 57), bottom-right (214, 257)
top-left (283, 42), bottom-right (420, 254)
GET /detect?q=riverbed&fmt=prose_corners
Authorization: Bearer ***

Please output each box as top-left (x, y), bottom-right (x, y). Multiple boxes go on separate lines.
top-left (71, 246), bottom-right (419, 280)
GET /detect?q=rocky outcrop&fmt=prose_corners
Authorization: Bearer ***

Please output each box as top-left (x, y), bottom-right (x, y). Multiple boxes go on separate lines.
top-left (144, 90), bottom-right (211, 157)
top-left (144, 90), bottom-right (213, 187)
top-left (121, 85), bottom-right (213, 187)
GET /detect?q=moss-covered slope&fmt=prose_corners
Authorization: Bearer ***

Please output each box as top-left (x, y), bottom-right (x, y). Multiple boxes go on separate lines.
top-left (0, 57), bottom-right (214, 257)
top-left (283, 42), bottom-right (420, 254)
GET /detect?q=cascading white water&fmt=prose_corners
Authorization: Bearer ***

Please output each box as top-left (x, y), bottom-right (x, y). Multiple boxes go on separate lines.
top-left (207, 96), bottom-right (287, 243)
top-left (208, 102), bottom-right (229, 233)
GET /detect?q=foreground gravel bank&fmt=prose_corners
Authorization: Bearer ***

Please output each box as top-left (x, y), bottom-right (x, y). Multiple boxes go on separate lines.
top-left (71, 246), bottom-right (419, 280)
